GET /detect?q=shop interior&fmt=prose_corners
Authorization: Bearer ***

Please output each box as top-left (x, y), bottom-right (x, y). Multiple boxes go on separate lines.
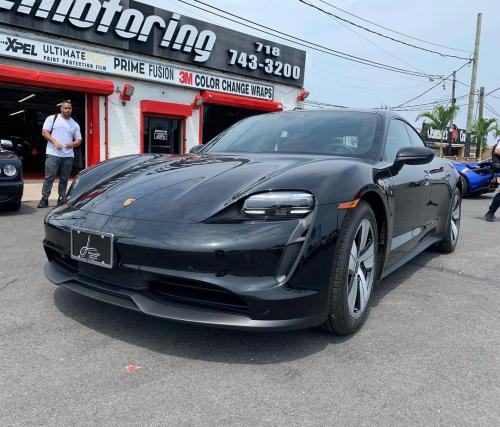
top-left (202, 104), bottom-right (263, 144)
top-left (0, 84), bottom-right (86, 178)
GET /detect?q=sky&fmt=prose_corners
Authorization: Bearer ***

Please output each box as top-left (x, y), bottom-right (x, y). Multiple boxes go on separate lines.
top-left (138, 0), bottom-right (500, 139)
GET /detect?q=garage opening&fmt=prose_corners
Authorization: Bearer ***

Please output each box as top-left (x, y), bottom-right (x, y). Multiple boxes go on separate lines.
top-left (199, 91), bottom-right (284, 145)
top-left (0, 84), bottom-right (86, 177)
top-left (202, 104), bottom-right (262, 144)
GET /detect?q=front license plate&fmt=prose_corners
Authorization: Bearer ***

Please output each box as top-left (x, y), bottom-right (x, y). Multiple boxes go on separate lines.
top-left (70, 228), bottom-right (114, 269)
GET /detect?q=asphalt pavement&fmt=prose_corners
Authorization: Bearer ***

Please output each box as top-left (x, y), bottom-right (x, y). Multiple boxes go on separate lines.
top-left (0, 196), bottom-right (499, 426)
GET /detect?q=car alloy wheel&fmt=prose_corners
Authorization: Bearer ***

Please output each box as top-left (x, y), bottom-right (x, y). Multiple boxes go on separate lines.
top-left (434, 188), bottom-right (461, 253)
top-left (320, 201), bottom-right (378, 335)
top-left (450, 193), bottom-right (461, 246)
top-left (347, 219), bottom-right (375, 318)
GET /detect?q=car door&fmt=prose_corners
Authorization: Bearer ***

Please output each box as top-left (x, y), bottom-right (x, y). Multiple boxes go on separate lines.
top-left (404, 122), bottom-right (450, 229)
top-left (385, 119), bottom-right (432, 266)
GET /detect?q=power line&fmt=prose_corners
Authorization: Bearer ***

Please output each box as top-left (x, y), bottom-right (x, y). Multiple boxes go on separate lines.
top-left (485, 86), bottom-right (500, 97)
top-left (297, 0), bottom-right (472, 60)
top-left (305, 100), bottom-right (349, 108)
top-left (174, 0), bottom-right (442, 79)
top-left (390, 61), bottom-right (472, 109)
top-left (392, 93), bottom-right (470, 110)
top-left (314, 0), bottom-right (472, 54)
top-left (307, 67), bottom-right (434, 91)
top-left (484, 101), bottom-right (500, 117)
top-left (311, 2), bottom-right (425, 74)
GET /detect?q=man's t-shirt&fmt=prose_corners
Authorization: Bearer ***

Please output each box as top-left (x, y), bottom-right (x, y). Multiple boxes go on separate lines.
top-left (42, 114), bottom-right (82, 158)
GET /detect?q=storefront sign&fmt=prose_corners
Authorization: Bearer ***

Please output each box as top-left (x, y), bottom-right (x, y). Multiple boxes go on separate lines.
top-left (421, 125), bottom-right (471, 145)
top-left (153, 129), bottom-right (168, 141)
top-left (0, 0), bottom-right (305, 87)
top-left (0, 31), bottom-right (275, 100)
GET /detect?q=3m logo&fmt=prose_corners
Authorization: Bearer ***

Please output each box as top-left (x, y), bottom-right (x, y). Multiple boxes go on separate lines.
top-left (4, 36), bottom-right (37, 56)
top-left (0, 0), bottom-right (216, 63)
top-left (179, 71), bottom-right (193, 85)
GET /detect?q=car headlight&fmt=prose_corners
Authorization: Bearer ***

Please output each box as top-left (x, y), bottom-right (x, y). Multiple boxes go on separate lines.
top-left (242, 191), bottom-right (314, 218)
top-left (3, 163), bottom-right (17, 177)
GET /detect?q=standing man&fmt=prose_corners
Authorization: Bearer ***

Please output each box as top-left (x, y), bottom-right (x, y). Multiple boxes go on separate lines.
top-left (449, 124), bottom-right (459, 156)
top-left (38, 100), bottom-right (81, 208)
top-left (484, 140), bottom-right (500, 222)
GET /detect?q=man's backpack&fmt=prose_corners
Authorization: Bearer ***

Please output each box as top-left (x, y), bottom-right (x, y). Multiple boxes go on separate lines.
top-left (49, 114), bottom-right (58, 133)
top-left (492, 142), bottom-right (500, 173)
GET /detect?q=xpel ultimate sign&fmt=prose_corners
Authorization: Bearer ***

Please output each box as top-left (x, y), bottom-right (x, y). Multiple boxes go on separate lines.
top-left (0, 0), bottom-right (305, 87)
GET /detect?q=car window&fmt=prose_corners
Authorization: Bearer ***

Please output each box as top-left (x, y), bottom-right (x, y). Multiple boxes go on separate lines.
top-left (385, 119), bottom-right (412, 162)
top-left (404, 123), bottom-right (426, 147)
top-left (203, 111), bottom-right (380, 159)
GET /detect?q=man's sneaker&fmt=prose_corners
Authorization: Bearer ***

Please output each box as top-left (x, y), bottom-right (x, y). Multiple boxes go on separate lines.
top-left (57, 196), bottom-right (65, 206)
top-left (485, 211), bottom-right (495, 222)
top-left (37, 197), bottom-right (49, 208)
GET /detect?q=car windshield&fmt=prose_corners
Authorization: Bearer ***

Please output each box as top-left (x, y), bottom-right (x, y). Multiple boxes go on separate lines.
top-left (202, 111), bottom-right (380, 159)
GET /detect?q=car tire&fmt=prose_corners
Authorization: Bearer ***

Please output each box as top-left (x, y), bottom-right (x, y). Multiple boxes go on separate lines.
top-left (461, 177), bottom-right (469, 197)
top-left (434, 188), bottom-right (461, 253)
top-left (7, 201), bottom-right (21, 211)
top-left (320, 201), bottom-right (378, 335)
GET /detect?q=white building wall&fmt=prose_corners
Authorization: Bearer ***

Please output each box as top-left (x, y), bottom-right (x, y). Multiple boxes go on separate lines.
top-left (0, 41), bottom-right (302, 160)
top-left (105, 76), bottom-right (199, 158)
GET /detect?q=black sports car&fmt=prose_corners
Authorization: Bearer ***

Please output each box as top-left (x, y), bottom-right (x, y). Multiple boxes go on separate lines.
top-left (43, 110), bottom-right (461, 335)
top-left (0, 139), bottom-right (23, 211)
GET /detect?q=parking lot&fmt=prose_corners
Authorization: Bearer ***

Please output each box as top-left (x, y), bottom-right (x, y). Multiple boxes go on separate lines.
top-left (1, 196), bottom-right (499, 426)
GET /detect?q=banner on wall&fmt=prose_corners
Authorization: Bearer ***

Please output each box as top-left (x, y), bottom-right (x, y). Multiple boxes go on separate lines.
top-left (0, 31), bottom-right (275, 100)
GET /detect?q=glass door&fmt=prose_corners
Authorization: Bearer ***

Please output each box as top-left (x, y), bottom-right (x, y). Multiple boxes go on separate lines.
top-left (143, 115), bottom-right (182, 154)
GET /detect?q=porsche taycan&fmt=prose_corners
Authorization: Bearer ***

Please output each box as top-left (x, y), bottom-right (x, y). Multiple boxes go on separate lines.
top-left (43, 110), bottom-right (461, 334)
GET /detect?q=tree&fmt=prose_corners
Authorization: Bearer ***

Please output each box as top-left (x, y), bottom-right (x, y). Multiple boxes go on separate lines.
top-left (417, 105), bottom-right (460, 157)
top-left (472, 117), bottom-right (497, 156)
top-left (493, 123), bottom-right (500, 139)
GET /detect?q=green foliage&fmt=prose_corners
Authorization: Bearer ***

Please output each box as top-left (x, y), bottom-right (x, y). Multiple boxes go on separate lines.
top-left (493, 124), bottom-right (500, 139)
top-left (472, 117), bottom-right (497, 151)
top-left (416, 105), bottom-right (460, 156)
top-left (416, 105), bottom-right (460, 137)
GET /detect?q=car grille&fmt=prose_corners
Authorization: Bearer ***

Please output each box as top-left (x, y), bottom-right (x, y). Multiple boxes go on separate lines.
top-left (149, 277), bottom-right (250, 315)
top-left (79, 263), bottom-right (148, 290)
top-left (46, 245), bottom-right (249, 315)
top-left (46, 246), bottom-right (78, 272)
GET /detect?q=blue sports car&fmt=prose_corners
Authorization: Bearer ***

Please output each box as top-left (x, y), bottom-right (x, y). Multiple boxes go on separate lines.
top-left (453, 159), bottom-right (499, 196)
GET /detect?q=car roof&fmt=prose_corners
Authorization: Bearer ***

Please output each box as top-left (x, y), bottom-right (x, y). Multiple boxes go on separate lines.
top-left (279, 108), bottom-right (403, 122)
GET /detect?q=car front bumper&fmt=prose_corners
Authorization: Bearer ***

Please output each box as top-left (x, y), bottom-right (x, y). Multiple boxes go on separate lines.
top-left (44, 260), bottom-right (325, 331)
top-left (42, 208), bottom-right (337, 331)
top-left (0, 181), bottom-right (23, 204)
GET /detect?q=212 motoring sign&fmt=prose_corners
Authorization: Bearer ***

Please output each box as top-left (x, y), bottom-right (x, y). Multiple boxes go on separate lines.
top-left (0, 0), bottom-right (306, 87)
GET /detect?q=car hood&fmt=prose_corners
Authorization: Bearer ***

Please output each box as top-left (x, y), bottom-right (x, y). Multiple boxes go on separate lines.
top-left (0, 151), bottom-right (19, 160)
top-left (63, 153), bottom-right (363, 223)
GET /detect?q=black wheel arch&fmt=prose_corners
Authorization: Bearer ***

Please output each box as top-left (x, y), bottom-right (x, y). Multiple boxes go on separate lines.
top-left (357, 187), bottom-right (390, 281)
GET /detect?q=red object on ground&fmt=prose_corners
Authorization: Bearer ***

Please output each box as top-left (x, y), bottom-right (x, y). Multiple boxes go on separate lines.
top-left (125, 364), bottom-right (141, 373)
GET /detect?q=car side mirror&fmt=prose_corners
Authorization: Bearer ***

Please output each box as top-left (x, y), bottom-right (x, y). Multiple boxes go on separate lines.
top-left (394, 146), bottom-right (434, 168)
top-left (375, 146), bottom-right (435, 180)
top-left (189, 144), bottom-right (204, 154)
top-left (0, 139), bottom-right (13, 150)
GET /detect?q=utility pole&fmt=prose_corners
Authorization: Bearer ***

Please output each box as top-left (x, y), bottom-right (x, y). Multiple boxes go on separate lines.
top-left (451, 71), bottom-right (456, 113)
top-left (465, 12), bottom-right (482, 157)
top-left (476, 86), bottom-right (484, 158)
top-left (450, 71), bottom-right (456, 129)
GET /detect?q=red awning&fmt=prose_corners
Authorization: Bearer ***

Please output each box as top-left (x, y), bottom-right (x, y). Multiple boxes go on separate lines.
top-left (200, 91), bottom-right (283, 112)
top-left (141, 100), bottom-right (192, 118)
top-left (0, 64), bottom-right (114, 95)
